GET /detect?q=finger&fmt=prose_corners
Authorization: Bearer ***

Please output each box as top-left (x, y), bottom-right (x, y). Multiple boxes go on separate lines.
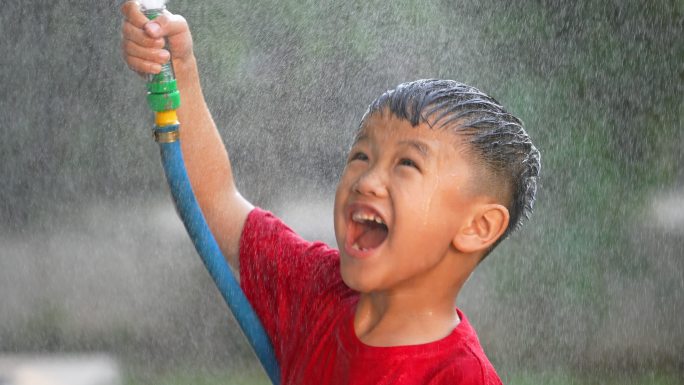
top-left (122, 20), bottom-right (164, 49)
top-left (125, 55), bottom-right (162, 75)
top-left (121, 1), bottom-right (148, 29)
top-left (122, 38), bottom-right (170, 65)
top-left (143, 13), bottom-right (188, 40)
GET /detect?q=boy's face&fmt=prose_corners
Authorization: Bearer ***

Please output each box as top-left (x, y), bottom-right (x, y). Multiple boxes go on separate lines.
top-left (334, 111), bottom-right (485, 293)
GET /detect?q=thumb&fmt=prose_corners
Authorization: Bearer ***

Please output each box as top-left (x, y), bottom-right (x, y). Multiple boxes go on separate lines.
top-left (143, 12), bottom-right (187, 38)
top-left (143, 12), bottom-right (193, 61)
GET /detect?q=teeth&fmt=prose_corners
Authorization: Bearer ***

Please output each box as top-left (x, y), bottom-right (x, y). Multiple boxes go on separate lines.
top-left (352, 211), bottom-right (385, 225)
top-left (352, 242), bottom-right (369, 251)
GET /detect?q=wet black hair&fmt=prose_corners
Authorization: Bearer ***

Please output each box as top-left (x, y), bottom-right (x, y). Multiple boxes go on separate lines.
top-left (362, 79), bottom-right (541, 252)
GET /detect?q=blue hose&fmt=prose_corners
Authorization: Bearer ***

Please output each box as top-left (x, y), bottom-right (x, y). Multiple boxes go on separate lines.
top-left (155, 124), bottom-right (281, 385)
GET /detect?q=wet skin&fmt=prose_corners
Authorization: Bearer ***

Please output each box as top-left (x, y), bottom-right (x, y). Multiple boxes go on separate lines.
top-left (333, 111), bottom-right (509, 346)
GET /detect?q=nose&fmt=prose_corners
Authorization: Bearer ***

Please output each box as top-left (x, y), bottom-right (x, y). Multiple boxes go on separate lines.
top-left (352, 166), bottom-right (388, 198)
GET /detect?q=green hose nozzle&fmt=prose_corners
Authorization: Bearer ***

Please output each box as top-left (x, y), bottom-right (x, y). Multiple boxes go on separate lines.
top-left (142, 6), bottom-right (181, 112)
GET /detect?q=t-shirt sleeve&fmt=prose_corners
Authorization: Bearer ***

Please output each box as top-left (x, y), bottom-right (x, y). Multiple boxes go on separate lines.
top-left (238, 207), bottom-right (340, 363)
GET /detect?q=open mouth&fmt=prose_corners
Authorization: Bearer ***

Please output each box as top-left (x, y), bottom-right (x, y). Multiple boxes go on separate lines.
top-left (349, 210), bottom-right (389, 252)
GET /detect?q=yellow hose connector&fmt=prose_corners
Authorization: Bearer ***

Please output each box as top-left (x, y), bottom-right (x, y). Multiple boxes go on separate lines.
top-left (155, 110), bottom-right (179, 127)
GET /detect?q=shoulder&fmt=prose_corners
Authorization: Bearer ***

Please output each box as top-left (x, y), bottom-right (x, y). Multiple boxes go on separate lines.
top-left (241, 207), bottom-right (336, 259)
top-left (240, 207), bottom-right (342, 292)
top-left (241, 207), bottom-right (301, 247)
top-left (429, 362), bottom-right (502, 385)
top-left (238, 208), bottom-right (351, 369)
top-left (427, 348), bottom-right (502, 385)
top-left (428, 310), bottom-right (503, 385)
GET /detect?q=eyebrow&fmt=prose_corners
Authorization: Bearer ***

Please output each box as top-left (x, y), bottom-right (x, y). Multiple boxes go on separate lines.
top-left (351, 134), bottom-right (431, 158)
top-left (398, 140), bottom-right (431, 158)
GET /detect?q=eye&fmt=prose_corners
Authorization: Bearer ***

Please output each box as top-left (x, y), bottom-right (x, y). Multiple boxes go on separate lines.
top-left (399, 158), bottom-right (419, 169)
top-left (349, 151), bottom-right (369, 162)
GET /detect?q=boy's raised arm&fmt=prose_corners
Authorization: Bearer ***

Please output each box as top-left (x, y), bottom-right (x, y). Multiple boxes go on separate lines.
top-left (121, 1), bottom-right (253, 275)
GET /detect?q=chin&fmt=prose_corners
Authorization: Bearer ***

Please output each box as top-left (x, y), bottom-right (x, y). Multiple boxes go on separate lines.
top-left (339, 259), bottom-right (371, 293)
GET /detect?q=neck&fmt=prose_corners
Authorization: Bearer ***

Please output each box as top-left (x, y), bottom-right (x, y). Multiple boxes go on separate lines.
top-left (353, 283), bottom-right (462, 347)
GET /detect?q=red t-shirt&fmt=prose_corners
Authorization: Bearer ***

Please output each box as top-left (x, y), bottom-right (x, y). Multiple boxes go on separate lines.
top-left (239, 208), bottom-right (503, 385)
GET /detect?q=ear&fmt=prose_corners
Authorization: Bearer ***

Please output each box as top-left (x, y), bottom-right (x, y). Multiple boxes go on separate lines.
top-left (452, 204), bottom-right (510, 254)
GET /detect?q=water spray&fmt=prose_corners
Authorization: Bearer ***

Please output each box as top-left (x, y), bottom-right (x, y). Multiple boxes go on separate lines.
top-left (138, 1), bottom-right (280, 383)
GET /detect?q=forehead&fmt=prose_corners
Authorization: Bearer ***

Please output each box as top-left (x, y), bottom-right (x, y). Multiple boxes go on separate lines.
top-left (354, 111), bottom-right (463, 150)
top-left (353, 111), bottom-right (491, 196)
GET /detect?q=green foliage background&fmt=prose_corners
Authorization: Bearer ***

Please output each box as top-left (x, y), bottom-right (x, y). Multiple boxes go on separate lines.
top-left (1, 0), bottom-right (681, 383)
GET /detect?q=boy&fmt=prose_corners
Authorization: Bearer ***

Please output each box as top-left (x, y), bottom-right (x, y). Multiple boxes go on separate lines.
top-left (121, 2), bottom-right (540, 384)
